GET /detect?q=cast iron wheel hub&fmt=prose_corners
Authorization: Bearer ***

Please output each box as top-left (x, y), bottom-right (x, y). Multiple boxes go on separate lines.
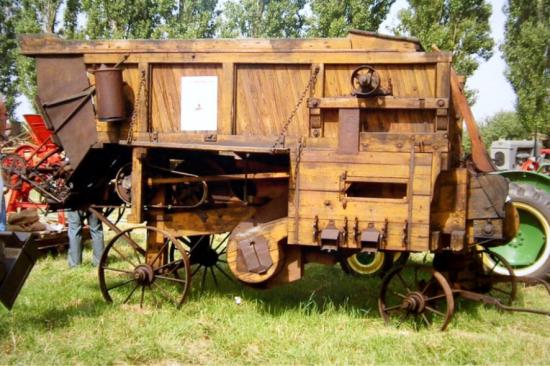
top-left (133, 264), bottom-right (155, 285)
top-left (402, 291), bottom-right (426, 314)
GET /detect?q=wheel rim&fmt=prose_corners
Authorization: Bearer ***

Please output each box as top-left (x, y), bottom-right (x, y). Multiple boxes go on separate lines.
top-left (346, 252), bottom-right (386, 275)
top-left (98, 226), bottom-right (191, 308)
top-left (378, 266), bottom-right (455, 331)
top-left (477, 250), bottom-right (517, 306)
top-left (487, 201), bottom-right (550, 277)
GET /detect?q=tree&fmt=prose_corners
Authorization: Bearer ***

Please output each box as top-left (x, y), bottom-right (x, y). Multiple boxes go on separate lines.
top-left (219, 0), bottom-right (306, 38)
top-left (80, 0), bottom-right (162, 39)
top-left (394, 0), bottom-right (494, 79)
top-left (14, 0), bottom-right (70, 107)
top-left (0, 0), bottom-right (20, 119)
top-left (153, 0), bottom-right (219, 39)
top-left (501, 0), bottom-right (550, 136)
top-left (307, 0), bottom-right (395, 37)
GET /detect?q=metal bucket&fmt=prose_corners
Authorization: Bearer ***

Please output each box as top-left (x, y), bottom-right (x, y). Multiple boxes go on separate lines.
top-left (93, 64), bottom-right (126, 122)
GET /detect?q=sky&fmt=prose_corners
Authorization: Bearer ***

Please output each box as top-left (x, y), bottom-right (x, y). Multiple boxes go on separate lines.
top-left (15, 0), bottom-right (516, 123)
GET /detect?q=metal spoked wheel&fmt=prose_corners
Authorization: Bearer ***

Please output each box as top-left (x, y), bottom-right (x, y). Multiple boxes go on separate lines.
top-left (98, 226), bottom-right (191, 308)
top-left (379, 265), bottom-right (455, 331)
top-left (476, 249), bottom-right (517, 306)
top-left (173, 233), bottom-right (234, 291)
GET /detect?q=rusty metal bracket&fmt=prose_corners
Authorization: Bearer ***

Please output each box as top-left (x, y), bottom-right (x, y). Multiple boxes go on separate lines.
top-left (42, 85), bottom-right (96, 136)
top-left (237, 236), bottom-right (273, 274)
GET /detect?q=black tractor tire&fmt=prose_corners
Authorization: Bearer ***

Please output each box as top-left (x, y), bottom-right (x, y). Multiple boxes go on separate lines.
top-left (486, 183), bottom-right (550, 279)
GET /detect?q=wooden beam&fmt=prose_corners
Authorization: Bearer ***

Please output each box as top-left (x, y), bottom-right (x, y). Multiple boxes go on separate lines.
top-left (309, 96), bottom-right (448, 110)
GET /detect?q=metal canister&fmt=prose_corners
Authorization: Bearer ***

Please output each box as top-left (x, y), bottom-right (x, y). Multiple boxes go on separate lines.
top-left (93, 64), bottom-right (126, 122)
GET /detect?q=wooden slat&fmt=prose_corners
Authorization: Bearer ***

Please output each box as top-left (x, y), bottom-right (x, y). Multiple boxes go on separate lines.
top-left (359, 132), bottom-right (449, 153)
top-left (151, 64), bottom-right (222, 133)
top-left (80, 52), bottom-right (450, 65)
top-left (235, 64), bottom-right (310, 137)
top-left (300, 150), bottom-right (433, 166)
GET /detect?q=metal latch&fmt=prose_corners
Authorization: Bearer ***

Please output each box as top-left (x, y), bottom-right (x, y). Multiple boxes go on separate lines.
top-left (320, 221), bottom-right (341, 252)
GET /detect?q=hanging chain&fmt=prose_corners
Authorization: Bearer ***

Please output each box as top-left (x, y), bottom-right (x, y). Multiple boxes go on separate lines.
top-left (127, 69), bottom-right (147, 144)
top-left (294, 137), bottom-right (305, 188)
top-left (271, 66), bottom-right (320, 152)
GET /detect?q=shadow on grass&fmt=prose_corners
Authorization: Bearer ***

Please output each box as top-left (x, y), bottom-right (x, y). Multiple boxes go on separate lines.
top-left (0, 297), bottom-right (107, 338)
top-left (187, 263), bottom-right (384, 318)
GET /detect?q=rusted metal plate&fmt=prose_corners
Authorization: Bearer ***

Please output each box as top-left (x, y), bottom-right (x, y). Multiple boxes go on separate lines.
top-left (237, 236), bottom-right (273, 274)
top-left (36, 56), bottom-right (97, 170)
top-left (338, 109), bottom-right (360, 154)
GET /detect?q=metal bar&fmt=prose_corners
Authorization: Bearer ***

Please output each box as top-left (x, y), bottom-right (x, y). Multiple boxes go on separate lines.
top-left (309, 96), bottom-right (449, 110)
top-left (42, 86), bottom-right (96, 108)
top-left (147, 172), bottom-right (289, 186)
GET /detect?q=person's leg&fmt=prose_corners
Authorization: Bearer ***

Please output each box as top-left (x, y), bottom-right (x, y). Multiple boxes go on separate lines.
top-left (67, 210), bottom-right (83, 267)
top-left (87, 211), bottom-right (104, 266)
top-left (0, 172), bottom-right (6, 231)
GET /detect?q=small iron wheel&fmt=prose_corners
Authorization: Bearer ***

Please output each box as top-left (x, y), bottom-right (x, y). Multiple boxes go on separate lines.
top-left (172, 233), bottom-right (234, 291)
top-left (98, 226), bottom-right (191, 308)
top-left (476, 249), bottom-right (517, 306)
top-left (1, 153), bottom-right (27, 189)
top-left (350, 65), bottom-right (381, 96)
top-left (379, 265), bottom-right (455, 331)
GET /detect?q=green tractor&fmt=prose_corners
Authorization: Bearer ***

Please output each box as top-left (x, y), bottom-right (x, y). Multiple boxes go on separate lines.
top-left (487, 140), bottom-right (550, 278)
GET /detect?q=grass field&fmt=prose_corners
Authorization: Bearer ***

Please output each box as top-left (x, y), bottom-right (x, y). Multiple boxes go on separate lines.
top-left (1, 245), bottom-right (550, 365)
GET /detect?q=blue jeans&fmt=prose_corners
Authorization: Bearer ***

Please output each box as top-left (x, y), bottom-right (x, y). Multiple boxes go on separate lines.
top-left (67, 210), bottom-right (104, 267)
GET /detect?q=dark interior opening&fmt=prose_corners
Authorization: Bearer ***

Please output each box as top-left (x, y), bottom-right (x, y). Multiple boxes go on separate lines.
top-left (346, 181), bottom-right (407, 199)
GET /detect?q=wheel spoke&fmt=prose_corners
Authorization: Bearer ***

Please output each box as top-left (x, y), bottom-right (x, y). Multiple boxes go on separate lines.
top-left (397, 273), bottom-right (412, 293)
top-left (425, 305), bottom-right (445, 317)
top-left (192, 264), bottom-right (203, 277)
top-left (210, 267), bottom-right (219, 287)
top-left (150, 238), bottom-right (171, 267)
top-left (102, 266), bottom-right (134, 275)
top-left (214, 233), bottom-right (230, 252)
top-left (201, 266), bottom-right (207, 290)
top-left (123, 283), bottom-right (139, 304)
top-left (140, 286), bottom-right (145, 308)
top-left (491, 286), bottom-right (512, 296)
top-left (424, 293), bottom-right (447, 302)
top-left (383, 304), bottom-right (404, 312)
top-left (107, 278), bottom-right (135, 291)
top-left (152, 282), bottom-right (179, 307)
top-left (421, 313), bottom-right (431, 327)
top-left (154, 259), bottom-right (182, 273)
top-left (190, 235), bottom-right (206, 252)
top-left (110, 246), bottom-right (138, 267)
top-left (421, 279), bottom-right (434, 294)
top-left (214, 264), bottom-right (234, 282)
top-left (391, 290), bottom-right (407, 299)
top-left (156, 275), bottom-right (187, 285)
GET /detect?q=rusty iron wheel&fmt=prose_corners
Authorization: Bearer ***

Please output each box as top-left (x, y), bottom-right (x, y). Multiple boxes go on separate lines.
top-left (171, 233), bottom-right (234, 291)
top-left (475, 249), bottom-right (517, 306)
top-left (98, 226), bottom-right (191, 309)
top-left (378, 265), bottom-right (455, 331)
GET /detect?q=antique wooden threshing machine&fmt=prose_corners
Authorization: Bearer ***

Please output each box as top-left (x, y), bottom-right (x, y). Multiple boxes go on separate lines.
top-left (1, 31), bottom-right (549, 330)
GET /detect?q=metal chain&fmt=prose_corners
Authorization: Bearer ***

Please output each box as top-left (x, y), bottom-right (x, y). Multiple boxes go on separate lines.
top-left (127, 69), bottom-right (147, 144)
top-left (294, 137), bottom-right (305, 189)
top-left (271, 66), bottom-right (320, 152)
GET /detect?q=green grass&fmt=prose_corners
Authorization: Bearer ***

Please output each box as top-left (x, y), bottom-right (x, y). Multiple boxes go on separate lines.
top-left (1, 248), bottom-right (550, 365)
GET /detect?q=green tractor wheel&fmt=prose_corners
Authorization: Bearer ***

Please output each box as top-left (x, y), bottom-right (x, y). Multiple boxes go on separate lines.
top-left (340, 251), bottom-right (409, 277)
top-left (485, 183), bottom-right (550, 279)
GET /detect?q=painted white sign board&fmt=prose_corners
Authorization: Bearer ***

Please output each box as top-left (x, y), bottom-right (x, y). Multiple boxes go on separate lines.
top-left (180, 76), bottom-right (218, 131)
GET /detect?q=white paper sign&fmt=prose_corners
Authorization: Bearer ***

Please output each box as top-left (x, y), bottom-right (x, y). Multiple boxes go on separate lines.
top-left (180, 76), bottom-right (218, 131)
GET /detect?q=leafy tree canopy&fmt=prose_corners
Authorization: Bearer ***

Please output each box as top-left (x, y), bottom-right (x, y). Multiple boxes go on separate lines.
top-left (395, 0), bottom-right (494, 79)
top-left (220, 0), bottom-right (306, 38)
top-left (307, 0), bottom-right (395, 37)
top-left (501, 0), bottom-right (550, 135)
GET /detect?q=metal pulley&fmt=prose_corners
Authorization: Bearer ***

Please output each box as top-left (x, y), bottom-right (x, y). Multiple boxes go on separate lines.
top-left (92, 64), bottom-right (126, 122)
top-left (351, 65), bottom-right (381, 97)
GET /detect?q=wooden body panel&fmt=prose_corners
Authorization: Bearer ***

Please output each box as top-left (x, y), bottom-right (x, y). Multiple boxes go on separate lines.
top-left (21, 32), bottom-right (488, 256)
